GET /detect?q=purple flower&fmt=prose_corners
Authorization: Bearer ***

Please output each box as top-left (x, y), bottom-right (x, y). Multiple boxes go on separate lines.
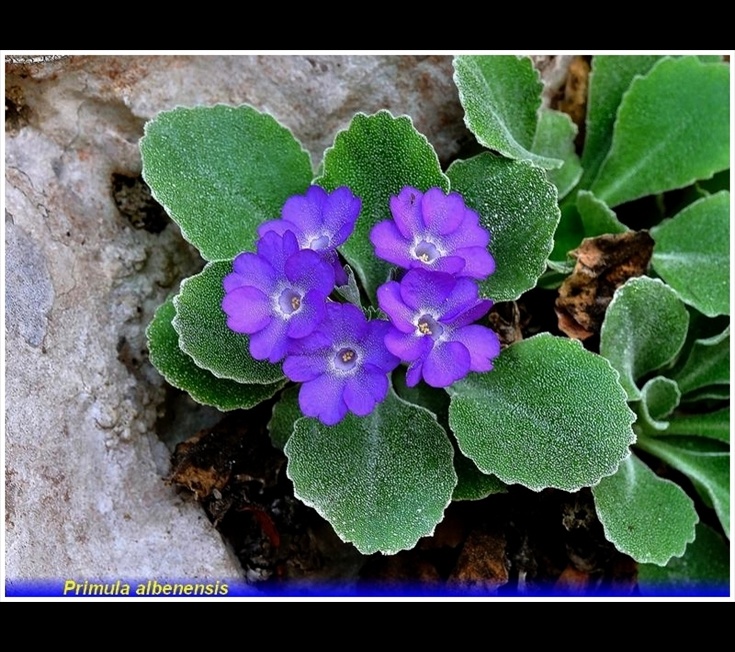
top-left (222, 230), bottom-right (335, 363)
top-left (370, 186), bottom-right (495, 279)
top-left (283, 303), bottom-right (400, 425)
top-left (258, 185), bottom-right (361, 286)
top-left (377, 269), bottom-right (500, 388)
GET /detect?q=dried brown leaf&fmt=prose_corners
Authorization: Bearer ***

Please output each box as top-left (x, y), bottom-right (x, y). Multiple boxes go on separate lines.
top-left (555, 231), bottom-right (654, 340)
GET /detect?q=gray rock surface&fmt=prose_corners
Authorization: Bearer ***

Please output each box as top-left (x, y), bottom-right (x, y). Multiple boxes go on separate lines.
top-left (5, 54), bottom-right (573, 587)
top-left (4, 54), bottom-right (470, 584)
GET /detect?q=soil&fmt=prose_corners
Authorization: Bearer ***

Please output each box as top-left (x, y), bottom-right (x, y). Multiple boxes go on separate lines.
top-left (166, 397), bottom-right (639, 596)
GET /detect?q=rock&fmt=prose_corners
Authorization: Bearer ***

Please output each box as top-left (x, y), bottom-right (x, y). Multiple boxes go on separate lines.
top-left (4, 54), bottom-right (469, 584)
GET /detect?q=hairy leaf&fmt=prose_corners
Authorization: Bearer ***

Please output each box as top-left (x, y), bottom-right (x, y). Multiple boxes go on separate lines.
top-left (600, 276), bottom-right (689, 400)
top-left (591, 57), bottom-right (730, 207)
top-left (637, 523), bottom-right (730, 596)
top-left (173, 261), bottom-right (284, 385)
top-left (147, 298), bottom-right (284, 411)
top-left (640, 436), bottom-right (730, 538)
top-left (447, 153), bottom-right (560, 302)
top-left (453, 55), bottom-right (562, 169)
top-left (448, 334), bottom-right (636, 492)
top-left (316, 111), bottom-right (449, 301)
top-left (651, 191), bottom-right (730, 317)
top-left (285, 390), bottom-right (456, 555)
top-left (141, 105), bottom-right (312, 260)
top-left (592, 453), bottom-right (698, 565)
top-left (531, 108), bottom-right (583, 199)
top-left (669, 326), bottom-right (729, 396)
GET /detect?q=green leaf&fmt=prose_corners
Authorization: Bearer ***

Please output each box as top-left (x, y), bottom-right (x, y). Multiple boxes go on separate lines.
top-left (334, 264), bottom-right (363, 308)
top-left (637, 376), bottom-right (681, 432)
top-left (452, 452), bottom-right (507, 502)
top-left (599, 277), bottom-right (690, 401)
top-left (447, 153), bottom-right (560, 302)
top-left (590, 57), bottom-right (730, 207)
top-left (669, 326), bottom-right (729, 396)
top-left (531, 109), bottom-right (583, 199)
top-left (141, 105), bottom-right (313, 261)
top-left (267, 384), bottom-right (301, 450)
top-left (285, 390), bottom-right (456, 555)
top-left (637, 523), bottom-right (730, 595)
top-left (577, 190), bottom-right (627, 237)
top-left (316, 111), bottom-right (449, 302)
top-left (639, 436), bottom-right (730, 538)
top-left (651, 191), bottom-right (730, 317)
top-left (172, 261), bottom-right (284, 385)
top-left (549, 199), bottom-right (585, 262)
top-left (580, 55), bottom-right (666, 189)
top-left (448, 334), bottom-right (636, 492)
top-left (452, 55), bottom-right (562, 169)
top-left (147, 298), bottom-right (284, 411)
top-left (592, 453), bottom-right (698, 565)
top-left (664, 408), bottom-right (730, 444)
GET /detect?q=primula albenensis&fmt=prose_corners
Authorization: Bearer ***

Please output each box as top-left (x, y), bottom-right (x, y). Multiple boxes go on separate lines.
top-left (283, 303), bottom-right (400, 425)
top-left (222, 230), bottom-right (335, 363)
top-left (258, 185), bottom-right (361, 286)
top-left (378, 268), bottom-right (500, 388)
top-left (369, 186), bottom-right (495, 279)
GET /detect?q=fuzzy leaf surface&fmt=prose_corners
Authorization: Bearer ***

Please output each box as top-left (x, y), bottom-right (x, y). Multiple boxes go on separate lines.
top-left (600, 277), bottom-right (689, 400)
top-left (592, 453), bottom-right (698, 565)
top-left (147, 298), bottom-right (284, 411)
top-left (531, 108), bottom-right (583, 199)
top-left (173, 261), bottom-right (284, 385)
top-left (452, 453), bottom-right (507, 501)
top-left (448, 334), bottom-right (636, 492)
top-left (669, 326), bottom-right (729, 396)
top-left (447, 153), bottom-right (560, 302)
top-left (316, 111), bottom-right (449, 301)
top-left (638, 376), bottom-right (681, 432)
top-left (285, 390), bottom-right (456, 555)
top-left (267, 385), bottom-right (301, 450)
top-left (453, 55), bottom-right (562, 169)
top-left (577, 190), bottom-right (627, 237)
top-left (591, 57), bottom-right (730, 207)
top-left (640, 436), bottom-right (730, 538)
top-left (141, 105), bottom-right (312, 260)
top-left (637, 523), bottom-right (730, 595)
top-left (664, 409), bottom-right (730, 444)
top-left (651, 191), bottom-right (730, 317)
top-left (580, 55), bottom-right (665, 189)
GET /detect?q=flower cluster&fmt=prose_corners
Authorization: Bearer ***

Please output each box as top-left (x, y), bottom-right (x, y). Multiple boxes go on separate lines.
top-left (223, 184), bottom-right (499, 424)
top-left (371, 187), bottom-right (500, 388)
top-left (222, 186), bottom-right (399, 425)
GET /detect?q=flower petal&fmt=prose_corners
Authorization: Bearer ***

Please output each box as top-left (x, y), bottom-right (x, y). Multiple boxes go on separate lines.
top-left (281, 186), bottom-right (326, 236)
top-left (299, 373), bottom-right (348, 425)
top-left (321, 186), bottom-right (361, 245)
top-left (344, 371), bottom-right (387, 416)
top-left (227, 253), bottom-right (277, 291)
top-left (377, 282), bottom-right (415, 333)
top-left (405, 361), bottom-right (424, 387)
top-left (399, 269), bottom-right (456, 311)
top-left (221, 286), bottom-right (272, 334)
top-left (249, 318), bottom-right (289, 363)
top-left (283, 352), bottom-right (326, 382)
top-left (452, 325), bottom-right (501, 373)
top-left (390, 186), bottom-right (425, 239)
top-left (385, 328), bottom-right (432, 363)
top-left (370, 220), bottom-right (412, 268)
top-left (285, 249), bottom-right (335, 296)
top-left (286, 288), bottom-right (327, 338)
top-left (453, 246), bottom-right (495, 279)
top-left (422, 341), bottom-right (471, 387)
top-left (421, 188), bottom-right (467, 236)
